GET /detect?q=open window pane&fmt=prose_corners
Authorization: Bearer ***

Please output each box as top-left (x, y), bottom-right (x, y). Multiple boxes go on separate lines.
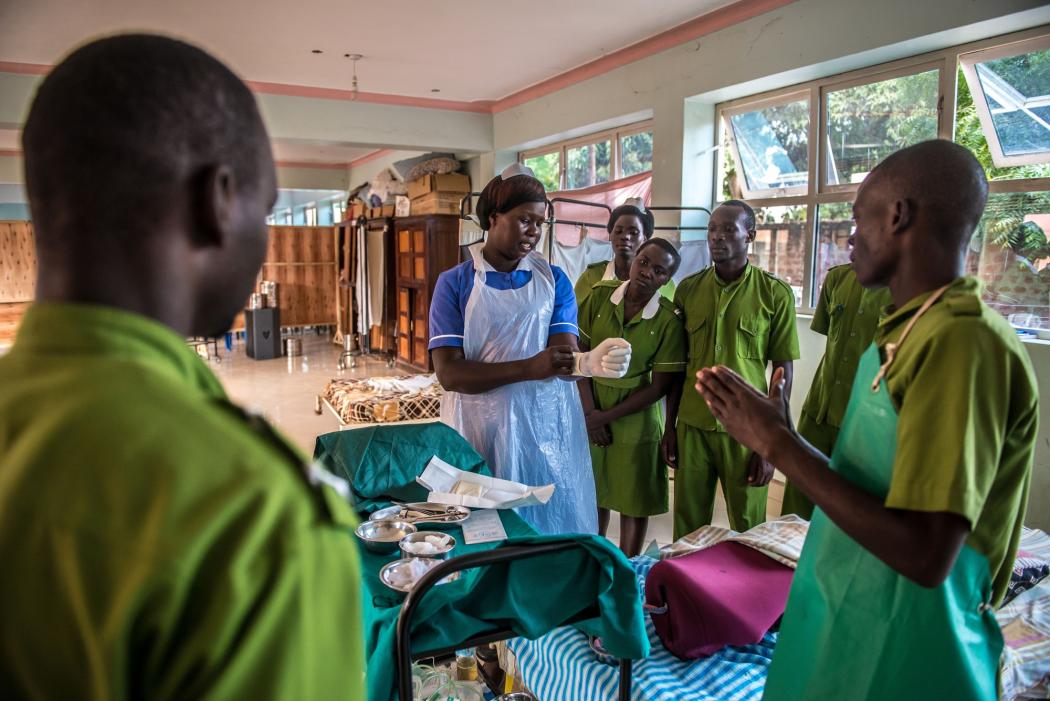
top-left (727, 99), bottom-right (809, 196)
top-left (967, 190), bottom-right (1050, 330)
top-left (824, 69), bottom-right (939, 186)
top-left (566, 140), bottom-right (612, 189)
top-left (620, 131), bottom-right (653, 177)
top-left (750, 205), bottom-right (808, 306)
top-left (523, 152), bottom-right (561, 191)
top-left (814, 202), bottom-right (855, 306)
top-left (962, 43), bottom-right (1050, 168)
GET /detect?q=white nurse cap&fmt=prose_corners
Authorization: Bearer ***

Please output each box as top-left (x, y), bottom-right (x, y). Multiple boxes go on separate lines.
top-left (623, 196), bottom-right (647, 213)
top-left (500, 163), bottom-right (537, 180)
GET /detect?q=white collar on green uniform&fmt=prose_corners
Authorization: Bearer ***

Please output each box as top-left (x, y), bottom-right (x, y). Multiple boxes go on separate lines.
top-left (602, 260), bottom-right (617, 280)
top-left (610, 280), bottom-right (661, 320)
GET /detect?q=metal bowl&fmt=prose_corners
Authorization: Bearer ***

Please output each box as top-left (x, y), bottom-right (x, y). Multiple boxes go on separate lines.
top-left (379, 558), bottom-right (461, 594)
top-left (354, 519), bottom-right (417, 555)
top-left (496, 693), bottom-right (538, 701)
top-left (398, 531), bottom-right (457, 560)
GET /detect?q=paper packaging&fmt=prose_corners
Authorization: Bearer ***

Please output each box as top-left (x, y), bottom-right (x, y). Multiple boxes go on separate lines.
top-left (417, 456), bottom-right (555, 510)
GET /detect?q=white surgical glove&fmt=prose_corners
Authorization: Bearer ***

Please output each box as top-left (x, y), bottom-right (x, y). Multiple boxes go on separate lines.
top-left (574, 338), bottom-right (632, 379)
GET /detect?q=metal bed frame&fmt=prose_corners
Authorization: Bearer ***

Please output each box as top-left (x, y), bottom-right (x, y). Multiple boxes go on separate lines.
top-left (394, 540), bottom-right (634, 701)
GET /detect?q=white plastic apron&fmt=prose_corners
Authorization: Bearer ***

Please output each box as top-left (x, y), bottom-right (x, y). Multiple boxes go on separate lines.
top-left (440, 248), bottom-right (597, 535)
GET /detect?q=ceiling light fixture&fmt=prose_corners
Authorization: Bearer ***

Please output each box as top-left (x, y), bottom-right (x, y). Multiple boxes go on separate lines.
top-left (311, 49), bottom-right (323, 54)
top-left (345, 53), bottom-right (364, 101)
top-left (431, 88), bottom-right (440, 93)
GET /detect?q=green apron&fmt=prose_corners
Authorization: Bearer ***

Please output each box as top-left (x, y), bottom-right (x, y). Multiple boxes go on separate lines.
top-left (764, 289), bottom-right (1003, 700)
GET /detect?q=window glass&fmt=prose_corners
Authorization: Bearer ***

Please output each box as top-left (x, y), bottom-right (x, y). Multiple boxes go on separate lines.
top-left (305, 205), bottom-right (318, 226)
top-left (749, 204), bottom-right (809, 306)
top-left (967, 191), bottom-right (1050, 330)
top-left (727, 99), bottom-right (809, 194)
top-left (523, 152), bottom-right (560, 191)
top-left (825, 69), bottom-right (939, 186)
top-left (814, 202), bottom-right (854, 306)
top-left (963, 47), bottom-right (1050, 166)
top-left (565, 140), bottom-right (612, 189)
top-left (956, 68), bottom-right (1050, 181)
top-left (620, 131), bottom-right (653, 177)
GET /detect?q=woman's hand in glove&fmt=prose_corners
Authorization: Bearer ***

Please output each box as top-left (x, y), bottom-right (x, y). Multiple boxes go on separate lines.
top-left (574, 338), bottom-right (632, 378)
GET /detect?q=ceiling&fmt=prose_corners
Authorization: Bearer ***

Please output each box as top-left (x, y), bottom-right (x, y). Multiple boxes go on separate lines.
top-left (0, 0), bottom-right (736, 103)
top-left (270, 139), bottom-right (375, 165)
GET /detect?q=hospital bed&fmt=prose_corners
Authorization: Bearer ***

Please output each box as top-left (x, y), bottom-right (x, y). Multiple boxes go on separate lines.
top-left (509, 522), bottom-right (1050, 701)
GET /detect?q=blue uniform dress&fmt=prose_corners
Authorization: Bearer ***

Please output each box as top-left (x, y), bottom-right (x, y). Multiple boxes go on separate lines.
top-left (429, 249), bottom-right (597, 535)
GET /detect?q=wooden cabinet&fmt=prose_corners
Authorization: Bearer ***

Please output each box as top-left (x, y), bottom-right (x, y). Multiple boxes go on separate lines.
top-left (393, 215), bottom-right (461, 371)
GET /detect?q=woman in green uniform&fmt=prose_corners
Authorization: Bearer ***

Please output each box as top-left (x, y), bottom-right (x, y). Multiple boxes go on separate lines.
top-left (577, 238), bottom-right (686, 556)
top-left (574, 198), bottom-right (676, 307)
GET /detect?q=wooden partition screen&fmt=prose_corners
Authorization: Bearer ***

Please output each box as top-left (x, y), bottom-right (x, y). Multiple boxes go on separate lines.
top-left (260, 226), bottom-right (338, 328)
top-left (0, 221), bottom-right (35, 346)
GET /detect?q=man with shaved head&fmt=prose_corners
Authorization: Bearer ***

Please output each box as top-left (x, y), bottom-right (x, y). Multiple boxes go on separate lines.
top-left (0, 35), bottom-right (364, 698)
top-left (695, 140), bottom-right (1038, 699)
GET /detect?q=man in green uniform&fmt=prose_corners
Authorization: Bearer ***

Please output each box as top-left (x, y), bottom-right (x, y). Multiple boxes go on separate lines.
top-left (782, 264), bottom-right (890, 518)
top-left (696, 140), bottom-right (1037, 700)
top-left (0, 36), bottom-right (365, 699)
top-left (665, 200), bottom-right (799, 538)
top-left (577, 238), bottom-right (686, 556)
top-left (574, 198), bottom-right (675, 307)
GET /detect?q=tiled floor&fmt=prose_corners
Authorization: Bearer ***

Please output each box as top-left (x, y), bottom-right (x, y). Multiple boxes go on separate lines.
top-left (206, 332), bottom-right (785, 547)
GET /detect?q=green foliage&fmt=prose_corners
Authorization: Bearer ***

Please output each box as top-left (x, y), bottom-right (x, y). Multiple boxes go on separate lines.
top-left (621, 132), bottom-right (653, 178)
top-left (566, 141), bottom-right (611, 189)
top-left (524, 153), bottom-right (561, 192)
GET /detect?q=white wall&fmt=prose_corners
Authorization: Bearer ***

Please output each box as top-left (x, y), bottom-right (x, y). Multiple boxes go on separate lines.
top-left (492, 0), bottom-right (1050, 219)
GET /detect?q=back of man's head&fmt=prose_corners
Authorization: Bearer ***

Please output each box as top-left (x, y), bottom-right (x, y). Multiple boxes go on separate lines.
top-left (868, 139), bottom-right (988, 250)
top-left (22, 34), bottom-right (275, 335)
top-left (24, 34), bottom-right (271, 245)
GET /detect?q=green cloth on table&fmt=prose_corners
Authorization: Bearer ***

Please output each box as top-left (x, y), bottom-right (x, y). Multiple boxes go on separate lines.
top-left (312, 422), bottom-right (490, 513)
top-left (361, 509), bottom-right (649, 701)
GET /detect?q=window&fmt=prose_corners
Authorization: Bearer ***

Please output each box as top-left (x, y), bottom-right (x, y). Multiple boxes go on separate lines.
top-left (823, 68), bottom-right (940, 187)
top-left (717, 28), bottom-right (1050, 324)
top-left (305, 204), bottom-right (318, 226)
top-left (967, 191), bottom-right (1050, 329)
top-left (961, 36), bottom-right (1050, 168)
top-left (725, 95), bottom-right (810, 197)
top-left (750, 205), bottom-right (809, 306)
top-left (519, 121), bottom-right (653, 190)
top-left (620, 130), bottom-right (653, 177)
top-left (565, 139), bottom-right (612, 189)
top-left (815, 202), bottom-right (855, 298)
top-left (524, 151), bottom-right (561, 191)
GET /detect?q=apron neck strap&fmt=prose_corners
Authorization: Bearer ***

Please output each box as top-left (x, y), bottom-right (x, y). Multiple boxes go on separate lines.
top-left (870, 283), bottom-right (952, 393)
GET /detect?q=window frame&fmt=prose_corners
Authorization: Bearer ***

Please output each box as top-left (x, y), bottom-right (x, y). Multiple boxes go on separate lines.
top-left (714, 24), bottom-right (1050, 313)
top-left (819, 60), bottom-right (946, 194)
top-left (721, 89), bottom-right (813, 199)
top-left (959, 34), bottom-right (1050, 169)
top-left (519, 120), bottom-right (654, 190)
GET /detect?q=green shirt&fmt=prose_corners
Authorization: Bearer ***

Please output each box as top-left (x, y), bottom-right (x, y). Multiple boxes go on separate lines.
top-left (801, 265), bottom-right (892, 427)
top-left (579, 280), bottom-right (687, 380)
top-left (0, 304), bottom-right (365, 700)
top-left (877, 278), bottom-right (1038, 605)
top-left (675, 264), bottom-right (799, 431)
top-left (574, 260), bottom-right (676, 307)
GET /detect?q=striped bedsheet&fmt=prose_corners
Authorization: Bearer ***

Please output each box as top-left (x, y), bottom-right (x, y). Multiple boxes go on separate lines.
top-left (508, 557), bottom-right (776, 701)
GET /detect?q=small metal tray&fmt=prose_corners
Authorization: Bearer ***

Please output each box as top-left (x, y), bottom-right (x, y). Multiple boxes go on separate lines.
top-left (379, 558), bottom-right (461, 594)
top-left (371, 502), bottom-right (471, 528)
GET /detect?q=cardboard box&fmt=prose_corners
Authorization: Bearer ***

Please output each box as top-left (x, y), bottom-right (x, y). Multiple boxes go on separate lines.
top-left (406, 172), bottom-right (470, 200)
top-left (411, 191), bottom-right (467, 216)
top-left (349, 201), bottom-right (367, 219)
